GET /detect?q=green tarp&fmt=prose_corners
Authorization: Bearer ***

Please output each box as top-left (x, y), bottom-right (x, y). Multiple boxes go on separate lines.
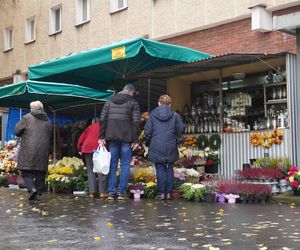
top-left (28, 37), bottom-right (212, 89)
top-left (0, 80), bottom-right (114, 111)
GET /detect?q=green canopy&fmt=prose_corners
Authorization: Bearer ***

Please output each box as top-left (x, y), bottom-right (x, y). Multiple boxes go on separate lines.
top-left (28, 37), bottom-right (212, 89)
top-left (0, 80), bottom-right (114, 111)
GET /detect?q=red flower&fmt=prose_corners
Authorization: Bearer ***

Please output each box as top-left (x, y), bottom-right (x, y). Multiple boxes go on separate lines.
top-left (291, 180), bottom-right (299, 188)
top-left (206, 159), bottom-right (215, 166)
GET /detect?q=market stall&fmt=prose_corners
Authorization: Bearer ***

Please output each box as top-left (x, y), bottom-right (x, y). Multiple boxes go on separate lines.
top-left (137, 53), bottom-right (297, 178)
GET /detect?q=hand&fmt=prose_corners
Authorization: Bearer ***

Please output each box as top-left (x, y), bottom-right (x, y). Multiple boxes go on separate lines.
top-left (98, 139), bottom-right (106, 145)
top-left (131, 143), bottom-right (139, 150)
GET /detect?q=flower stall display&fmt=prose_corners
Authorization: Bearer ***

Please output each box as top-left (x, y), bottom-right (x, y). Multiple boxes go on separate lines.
top-left (0, 140), bottom-right (23, 187)
top-left (286, 166), bottom-right (300, 195)
top-left (179, 183), bottom-right (206, 201)
top-left (47, 157), bottom-right (87, 193)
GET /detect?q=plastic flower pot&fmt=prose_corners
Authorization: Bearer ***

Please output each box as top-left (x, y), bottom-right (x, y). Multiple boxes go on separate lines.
top-left (225, 194), bottom-right (239, 204)
top-left (171, 190), bottom-right (182, 199)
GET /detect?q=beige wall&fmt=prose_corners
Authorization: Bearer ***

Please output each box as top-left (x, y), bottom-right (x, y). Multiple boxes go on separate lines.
top-left (167, 78), bottom-right (191, 113)
top-left (0, 0), bottom-right (299, 79)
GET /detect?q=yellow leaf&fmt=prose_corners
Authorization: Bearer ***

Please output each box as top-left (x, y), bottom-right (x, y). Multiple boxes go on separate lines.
top-left (177, 238), bottom-right (186, 241)
top-left (48, 239), bottom-right (58, 243)
top-left (107, 222), bottom-right (113, 227)
top-left (94, 236), bottom-right (101, 241)
top-left (19, 204), bottom-right (23, 207)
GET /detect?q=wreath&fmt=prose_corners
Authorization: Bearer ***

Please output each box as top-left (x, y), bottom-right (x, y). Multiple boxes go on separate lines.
top-left (262, 133), bottom-right (273, 148)
top-left (271, 130), bottom-right (283, 145)
top-left (197, 135), bottom-right (209, 150)
top-left (250, 133), bottom-right (262, 147)
top-left (209, 134), bottom-right (221, 150)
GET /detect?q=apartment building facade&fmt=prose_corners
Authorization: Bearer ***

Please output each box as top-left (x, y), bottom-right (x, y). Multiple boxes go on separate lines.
top-left (0, 0), bottom-right (299, 85)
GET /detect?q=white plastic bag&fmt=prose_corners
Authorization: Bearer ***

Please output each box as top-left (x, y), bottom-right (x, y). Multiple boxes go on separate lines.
top-left (93, 145), bottom-right (111, 175)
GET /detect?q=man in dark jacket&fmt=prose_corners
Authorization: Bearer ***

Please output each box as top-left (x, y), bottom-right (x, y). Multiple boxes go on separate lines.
top-left (99, 84), bottom-right (140, 200)
top-left (144, 95), bottom-right (185, 200)
top-left (15, 101), bottom-right (52, 201)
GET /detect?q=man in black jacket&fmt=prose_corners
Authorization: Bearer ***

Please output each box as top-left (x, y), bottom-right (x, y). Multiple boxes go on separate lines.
top-left (99, 84), bottom-right (140, 200)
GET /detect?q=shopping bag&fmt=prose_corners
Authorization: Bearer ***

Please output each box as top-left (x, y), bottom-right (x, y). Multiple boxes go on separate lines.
top-left (92, 145), bottom-right (111, 174)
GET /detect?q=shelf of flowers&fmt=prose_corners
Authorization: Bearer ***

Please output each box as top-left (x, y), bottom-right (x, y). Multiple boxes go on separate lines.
top-left (0, 140), bottom-right (25, 189)
top-left (236, 157), bottom-right (293, 194)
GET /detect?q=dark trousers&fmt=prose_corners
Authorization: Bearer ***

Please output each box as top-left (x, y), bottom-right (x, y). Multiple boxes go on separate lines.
top-left (21, 170), bottom-right (47, 195)
top-left (155, 163), bottom-right (174, 194)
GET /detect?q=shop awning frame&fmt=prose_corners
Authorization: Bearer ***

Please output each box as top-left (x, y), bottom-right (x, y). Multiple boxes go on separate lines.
top-left (134, 52), bottom-right (288, 80)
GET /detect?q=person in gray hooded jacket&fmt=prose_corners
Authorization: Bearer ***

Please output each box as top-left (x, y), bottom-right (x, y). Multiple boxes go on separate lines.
top-left (15, 101), bottom-right (52, 201)
top-left (144, 95), bottom-right (185, 200)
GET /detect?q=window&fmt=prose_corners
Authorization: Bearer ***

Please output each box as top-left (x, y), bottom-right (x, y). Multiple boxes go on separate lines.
top-left (25, 16), bottom-right (36, 43)
top-left (75, 0), bottom-right (90, 25)
top-left (110, 0), bottom-right (128, 13)
top-left (3, 27), bottom-right (13, 51)
top-left (49, 4), bottom-right (62, 35)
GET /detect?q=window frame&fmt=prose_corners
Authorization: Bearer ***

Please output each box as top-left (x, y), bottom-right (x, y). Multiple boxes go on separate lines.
top-left (3, 26), bottom-right (13, 52)
top-left (49, 4), bottom-right (62, 36)
top-left (25, 16), bottom-right (36, 44)
top-left (75, 0), bottom-right (90, 26)
top-left (110, 0), bottom-right (128, 14)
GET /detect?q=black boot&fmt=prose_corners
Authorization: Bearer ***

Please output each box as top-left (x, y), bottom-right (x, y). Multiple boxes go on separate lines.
top-left (28, 188), bottom-right (38, 201)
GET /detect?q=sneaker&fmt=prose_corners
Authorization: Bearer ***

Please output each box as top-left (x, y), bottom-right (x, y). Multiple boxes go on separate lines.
top-left (155, 193), bottom-right (165, 200)
top-left (107, 194), bottom-right (116, 200)
top-left (89, 193), bottom-right (95, 199)
top-left (117, 194), bottom-right (128, 200)
top-left (100, 193), bottom-right (109, 198)
top-left (165, 193), bottom-right (171, 200)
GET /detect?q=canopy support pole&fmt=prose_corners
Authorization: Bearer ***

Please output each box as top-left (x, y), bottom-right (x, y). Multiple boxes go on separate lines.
top-left (19, 109), bottom-right (22, 120)
top-left (94, 104), bottom-right (97, 121)
top-left (53, 111), bottom-right (57, 164)
top-left (148, 79), bottom-right (151, 112)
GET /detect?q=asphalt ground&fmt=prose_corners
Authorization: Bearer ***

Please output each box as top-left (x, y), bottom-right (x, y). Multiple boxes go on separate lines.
top-left (0, 188), bottom-right (299, 250)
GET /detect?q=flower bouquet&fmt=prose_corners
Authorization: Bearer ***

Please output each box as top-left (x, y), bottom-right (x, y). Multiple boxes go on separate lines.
top-left (129, 182), bottom-right (146, 199)
top-left (143, 181), bottom-right (158, 199)
top-left (286, 166), bottom-right (300, 195)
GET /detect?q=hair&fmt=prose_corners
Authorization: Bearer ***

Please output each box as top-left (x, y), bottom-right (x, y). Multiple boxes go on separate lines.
top-left (123, 84), bottom-right (136, 94)
top-left (158, 94), bottom-right (172, 105)
top-left (30, 100), bottom-right (43, 111)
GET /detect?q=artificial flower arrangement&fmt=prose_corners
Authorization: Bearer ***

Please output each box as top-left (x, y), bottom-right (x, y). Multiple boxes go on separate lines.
top-left (286, 166), bottom-right (300, 193)
top-left (250, 130), bottom-right (283, 148)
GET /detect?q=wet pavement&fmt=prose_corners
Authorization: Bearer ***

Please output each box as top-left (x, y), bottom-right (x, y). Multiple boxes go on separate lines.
top-left (0, 188), bottom-right (300, 250)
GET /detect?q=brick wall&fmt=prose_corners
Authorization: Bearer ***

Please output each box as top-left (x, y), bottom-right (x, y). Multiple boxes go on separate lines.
top-left (162, 18), bottom-right (296, 55)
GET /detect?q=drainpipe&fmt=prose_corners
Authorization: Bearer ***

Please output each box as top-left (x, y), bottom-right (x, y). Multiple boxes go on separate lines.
top-left (296, 28), bottom-right (300, 166)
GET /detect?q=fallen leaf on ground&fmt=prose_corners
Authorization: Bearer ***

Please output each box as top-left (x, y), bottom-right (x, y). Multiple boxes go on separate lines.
top-left (48, 239), bottom-right (58, 243)
top-left (107, 222), bottom-right (113, 227)
top-left (94, 236), bottom-right (101, 241)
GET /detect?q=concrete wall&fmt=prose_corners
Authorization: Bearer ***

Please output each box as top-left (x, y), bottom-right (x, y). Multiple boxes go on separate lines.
top-left (0, 0), bottom-right (299, 79)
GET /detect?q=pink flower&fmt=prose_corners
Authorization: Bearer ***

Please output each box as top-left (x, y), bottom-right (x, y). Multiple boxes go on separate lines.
top-left (291, 180), bottom-right (299, 188)
top-left (290, 166), bottom-right (298, 173)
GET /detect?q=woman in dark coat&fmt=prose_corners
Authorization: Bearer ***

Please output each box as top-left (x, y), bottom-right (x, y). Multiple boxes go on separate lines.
top-left (15, 101), bottom-right (52, 201)
top-left (144, 95), bottom-right (185, 200)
